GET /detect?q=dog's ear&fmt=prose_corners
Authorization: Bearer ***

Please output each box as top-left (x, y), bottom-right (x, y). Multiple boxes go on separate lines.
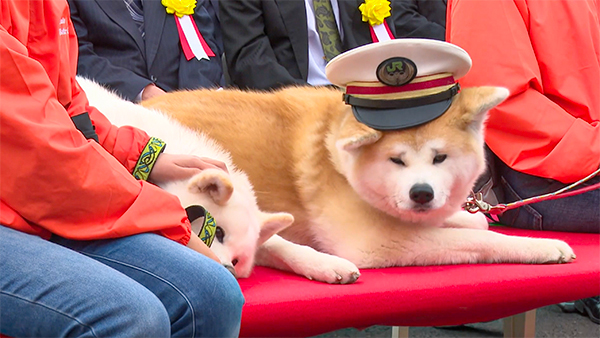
top-left (187, 169), bottom-right (234, 206)
top-left (335, 113), bottom-right (383, 151)
top-left (456, 86), bottom-right (509, 133)
top-left (256, 212), bottom-right (294, 246)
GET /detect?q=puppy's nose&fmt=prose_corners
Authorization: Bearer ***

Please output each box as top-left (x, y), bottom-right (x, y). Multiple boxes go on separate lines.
top-left (409, 184), bottom-right (434, 204)
top-left (223, 264), bottom-right (237, 278)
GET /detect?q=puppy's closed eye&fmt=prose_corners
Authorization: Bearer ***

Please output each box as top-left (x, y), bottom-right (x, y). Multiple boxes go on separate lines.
top-left (433, 154), bottom-right (447, 164)
top-left (390, 157), bottom-right (405, 166)
top-left (216, 226), bottom-right (225, 243)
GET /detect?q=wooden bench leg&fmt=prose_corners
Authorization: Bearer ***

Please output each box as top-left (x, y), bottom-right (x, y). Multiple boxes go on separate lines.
top-left (503, 309), bottom-right (537, 338)
top-left (391, 326), bottom-right (409, 338)
top-left (390, 309), bottom-right (536, 338)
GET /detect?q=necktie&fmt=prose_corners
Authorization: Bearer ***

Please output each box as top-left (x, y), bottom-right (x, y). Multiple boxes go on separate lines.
top-left (313, 0), bottom-right (342, 62)
top-left (123, 0), bottom-right (145, 38)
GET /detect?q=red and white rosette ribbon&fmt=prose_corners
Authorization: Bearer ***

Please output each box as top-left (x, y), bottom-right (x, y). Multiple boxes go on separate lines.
top-left (359, 0), bottom-right (395, 43)
top-left (369, 21), bottom-right (395, 43)
top-left (174, 14), bottom-right (215, 61)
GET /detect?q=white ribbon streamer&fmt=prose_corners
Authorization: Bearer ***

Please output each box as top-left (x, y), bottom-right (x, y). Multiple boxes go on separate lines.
top-left (372, 23), bottom-right (392, 42)
top-left (178, 15), bottom-right (209, 60)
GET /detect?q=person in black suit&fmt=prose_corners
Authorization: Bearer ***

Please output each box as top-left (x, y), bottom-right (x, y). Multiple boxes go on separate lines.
top-left (393, 0), bottom-right (447, 40)
top-left (68, 0), bottom-right (225, 102)
top-left (219, 0), bottom-right (397, 90)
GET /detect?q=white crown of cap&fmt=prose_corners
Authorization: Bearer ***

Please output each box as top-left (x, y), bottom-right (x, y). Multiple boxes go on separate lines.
top-left (325, 38), bottom-right (472, 87)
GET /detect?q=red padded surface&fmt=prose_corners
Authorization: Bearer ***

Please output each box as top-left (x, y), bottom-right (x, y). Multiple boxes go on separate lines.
top-left (238, 227), bottom-right (600, 337)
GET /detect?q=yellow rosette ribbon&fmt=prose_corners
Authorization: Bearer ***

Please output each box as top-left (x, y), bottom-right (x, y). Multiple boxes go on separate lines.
top-left (162, 0), bottom-right (196, 18)
top-left (358, 0), bottom-right (394, 42)
top-left (359, 0), bottom-right (391, 26)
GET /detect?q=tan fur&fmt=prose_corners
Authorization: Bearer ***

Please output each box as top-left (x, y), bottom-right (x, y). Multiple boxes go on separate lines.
top-left (145, 87), bottom-right (345, 246)
top-left (143, 86), bottom-right (575, 276)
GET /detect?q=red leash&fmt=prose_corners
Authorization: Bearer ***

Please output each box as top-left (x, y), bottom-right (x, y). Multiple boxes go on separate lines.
top-left (465, 169), bottom-right (600, 215)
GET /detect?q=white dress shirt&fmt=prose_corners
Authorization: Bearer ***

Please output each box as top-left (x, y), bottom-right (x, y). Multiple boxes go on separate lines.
top-left (304, 0), bottom-right (344, 86)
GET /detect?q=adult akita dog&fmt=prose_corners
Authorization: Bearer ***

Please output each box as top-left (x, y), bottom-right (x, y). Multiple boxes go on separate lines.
top-left (142, 40), bottom-right (575, 283)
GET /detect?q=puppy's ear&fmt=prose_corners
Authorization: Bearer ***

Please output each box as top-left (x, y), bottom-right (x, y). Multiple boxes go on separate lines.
top-left (187, 169), bottom-right (234, 206)
top-left (257, 212), bottom-right (294, 246)
top-left (456, 86), bottom-right (509, 133)
top-left (335, 113), bottom-right (383, 151)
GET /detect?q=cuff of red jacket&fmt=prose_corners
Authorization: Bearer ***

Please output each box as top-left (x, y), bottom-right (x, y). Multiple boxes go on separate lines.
top-left (132, 137), bottom-right (166, 181)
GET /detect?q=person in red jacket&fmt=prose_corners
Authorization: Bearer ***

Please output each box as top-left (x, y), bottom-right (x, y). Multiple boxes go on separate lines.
top-left (0, 1), bottom-right (243, 336)
top-left (447, 0), bottom-right (599, 325)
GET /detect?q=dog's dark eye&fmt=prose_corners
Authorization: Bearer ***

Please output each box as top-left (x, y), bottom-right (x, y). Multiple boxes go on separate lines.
top-left (433, 154), bottom-right (447, 164)
top-left (215, 227), bottom-right (225, 243)
top-left (390, 157), bottom-right (405, 166)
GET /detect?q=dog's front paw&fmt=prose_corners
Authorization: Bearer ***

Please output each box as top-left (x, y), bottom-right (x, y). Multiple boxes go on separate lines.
top-left (529, 238), bottom-right (576, 264)
top-left (295, 251), bottom-right (361, 284)
top-left (258, 236), bottom-right (361, 284)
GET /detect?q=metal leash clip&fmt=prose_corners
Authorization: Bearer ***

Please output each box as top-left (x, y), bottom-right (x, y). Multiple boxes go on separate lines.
top-left (464, 191), bottom-right (492, 214)
top-left (464, 191), bottom-right (507, 215)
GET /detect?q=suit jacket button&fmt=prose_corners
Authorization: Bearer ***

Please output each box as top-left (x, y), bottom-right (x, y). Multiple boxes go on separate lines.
top-left (151, 75), bottom-right (157, 82)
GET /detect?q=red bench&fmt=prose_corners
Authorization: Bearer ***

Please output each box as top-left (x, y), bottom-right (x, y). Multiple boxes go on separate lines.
top-left (238, 227), bottom-right (599, 337)
top-left (1, 227), bottom-right (597, 338)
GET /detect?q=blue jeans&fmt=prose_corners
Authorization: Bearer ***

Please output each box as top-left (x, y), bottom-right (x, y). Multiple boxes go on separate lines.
top-left (0, 226), bottom-right (244, 337)
top-left (493, 160), bottom-right (600, 233)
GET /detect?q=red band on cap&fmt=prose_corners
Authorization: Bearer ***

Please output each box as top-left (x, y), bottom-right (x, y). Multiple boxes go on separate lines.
top-left (346, 75), bottom-right (455, 95)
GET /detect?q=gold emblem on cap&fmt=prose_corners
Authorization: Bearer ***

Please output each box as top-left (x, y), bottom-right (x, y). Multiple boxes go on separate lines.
top-left (376, 57), bottom-right (417, 87)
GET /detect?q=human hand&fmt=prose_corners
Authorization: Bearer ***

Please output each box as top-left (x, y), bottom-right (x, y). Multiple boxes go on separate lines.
top-left (141, 84), bottom-right (166, 101)
top-left (186, 234), bottom-right (220, 263)
top-left (149, 153), bottom-right (228, 185)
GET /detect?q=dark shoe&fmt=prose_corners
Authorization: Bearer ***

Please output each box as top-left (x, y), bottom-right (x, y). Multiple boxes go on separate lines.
top-left (558, 301), bottom-right (577, 313)
top-left (575, 296), bottom-right (600, 324)
top-left (560, 296), bottom-right (600, 324)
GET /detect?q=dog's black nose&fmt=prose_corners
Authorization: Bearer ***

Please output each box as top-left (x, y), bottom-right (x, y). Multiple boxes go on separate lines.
top-left (409, 184), bottom-right (434, 204)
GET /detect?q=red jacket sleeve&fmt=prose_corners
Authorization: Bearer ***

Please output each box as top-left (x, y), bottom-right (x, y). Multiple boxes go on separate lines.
top-left (447, 0), bottom-right (600, 183)
top-left (0, 26), bottom-right (191, 244)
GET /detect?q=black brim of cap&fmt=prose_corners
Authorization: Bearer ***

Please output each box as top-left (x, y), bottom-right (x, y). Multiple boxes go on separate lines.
top-left (351, 98), bottom-right (452, 131)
